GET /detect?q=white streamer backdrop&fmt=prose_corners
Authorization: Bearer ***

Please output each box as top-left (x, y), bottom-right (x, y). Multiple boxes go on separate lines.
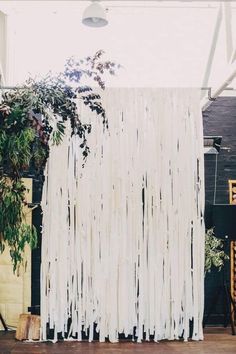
top-left (41, 88), bottom-right (205, 342)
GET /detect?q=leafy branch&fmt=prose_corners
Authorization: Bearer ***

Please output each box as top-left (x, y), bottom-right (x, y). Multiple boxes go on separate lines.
top-left (0, 50), bottom-right (119, 271)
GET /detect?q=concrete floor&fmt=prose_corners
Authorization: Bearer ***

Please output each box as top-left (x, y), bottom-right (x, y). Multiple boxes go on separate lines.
top-left (0, 327), bottom-right (236, 354)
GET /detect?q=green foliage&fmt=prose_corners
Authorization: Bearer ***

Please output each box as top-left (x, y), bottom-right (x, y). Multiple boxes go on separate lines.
top-left (52, 121), bottom-right (66, 145)
top-left (0, 178), bottom-right (37, 271)
top-left (0, 50), bottom-right (119, 161)
top-left (205, 228), bottom-right (229, 274)
top-left (33, 140), bottom-right (48, 168)
top-left (0, 50), bottom-right (119, 272)
top-left (1, 128), bottom-right (36, 171)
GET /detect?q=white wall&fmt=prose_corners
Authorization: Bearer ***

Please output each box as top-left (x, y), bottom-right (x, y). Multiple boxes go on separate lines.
top-left (0, 10), bottom-right (7, 84)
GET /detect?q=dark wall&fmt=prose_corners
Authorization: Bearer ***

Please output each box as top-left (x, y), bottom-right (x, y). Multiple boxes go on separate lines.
top-left (203, 97), bottom-right (236, 325)
top-left (203, 97), bottom-right (236, 206)
top-left (31, 178), bottom-right (43, 314)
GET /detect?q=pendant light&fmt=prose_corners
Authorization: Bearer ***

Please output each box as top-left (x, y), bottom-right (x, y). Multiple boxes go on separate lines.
top-left (82, 1), bottom-right (108, 28)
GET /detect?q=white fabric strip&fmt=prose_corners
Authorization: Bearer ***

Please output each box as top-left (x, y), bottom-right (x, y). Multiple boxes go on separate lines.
top-left (41, 88), bottom-right (205, 342)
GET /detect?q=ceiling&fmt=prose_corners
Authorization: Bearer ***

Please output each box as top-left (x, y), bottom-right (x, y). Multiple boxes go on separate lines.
top-left (1, 1), bottom-right (236, 90)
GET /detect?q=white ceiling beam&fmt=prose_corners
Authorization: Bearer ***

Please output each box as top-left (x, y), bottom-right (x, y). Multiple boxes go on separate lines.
top-left (200, 4), bottom-right (222, 99)
top-left (230, 47), bottom-right (236, 64)
top-left (223, 2), bottom-right (233, 63)
top-left (201, 2), bottom-right (236, 111)
top-left (201, 61), bottom-right (236, 111)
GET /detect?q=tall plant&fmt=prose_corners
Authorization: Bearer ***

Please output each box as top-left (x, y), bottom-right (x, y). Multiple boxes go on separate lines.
top-left (0, 50), bottom-right (119, 271)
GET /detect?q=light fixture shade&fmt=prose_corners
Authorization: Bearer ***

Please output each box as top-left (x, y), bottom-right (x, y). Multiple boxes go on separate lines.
top-left (204, 146), bottom-right (219, 155)
top-left (82, 1), bottom-right (108, 27)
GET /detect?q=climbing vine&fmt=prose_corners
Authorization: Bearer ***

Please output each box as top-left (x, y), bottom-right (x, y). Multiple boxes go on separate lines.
top-left (0, 50), bottom-right (119, 271)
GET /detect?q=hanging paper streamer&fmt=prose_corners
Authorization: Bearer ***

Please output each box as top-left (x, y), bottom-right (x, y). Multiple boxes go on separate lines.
top-left (41, 88), bottom-right (205, 342)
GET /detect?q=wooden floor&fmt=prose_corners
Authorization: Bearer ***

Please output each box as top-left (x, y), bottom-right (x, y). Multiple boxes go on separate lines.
top-left (0, 327), bottom-right (236, 354)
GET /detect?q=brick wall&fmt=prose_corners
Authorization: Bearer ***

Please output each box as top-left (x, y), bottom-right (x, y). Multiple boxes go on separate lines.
top-left (203, 97), bottom-right (236, 206)
top-left (203, 97), bottom-right (236, 325)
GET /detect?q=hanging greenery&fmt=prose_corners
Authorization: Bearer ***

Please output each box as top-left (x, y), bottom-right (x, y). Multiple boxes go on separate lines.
top-left (0, 178), bottom-right (37, 271)
top-left (0, 50), bottom-right (119, 271)
top-left (205, 228), bottom-right (229, 274)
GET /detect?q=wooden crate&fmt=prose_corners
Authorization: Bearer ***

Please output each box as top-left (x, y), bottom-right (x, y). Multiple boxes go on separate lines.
top-left (15, 314), bottom-right (40, 341)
